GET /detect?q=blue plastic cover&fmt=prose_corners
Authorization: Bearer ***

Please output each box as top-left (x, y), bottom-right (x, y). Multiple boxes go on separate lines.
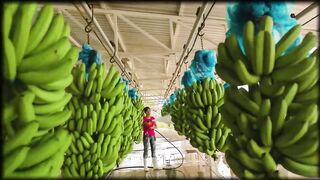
top-left (128, 88), bottom-right (138, 101)
top-left (223, 83), bottom-right (230, 90)
top-left (78, 43), bottom-right (102, 79)
top-left (226, 2), bottom-right (301, 55)
top-left (181, 70), bottom-right (196, 87)
top-left (123, 78), bottom-right (130, 92)
top-left (189, 50), bottom-right (217, 82)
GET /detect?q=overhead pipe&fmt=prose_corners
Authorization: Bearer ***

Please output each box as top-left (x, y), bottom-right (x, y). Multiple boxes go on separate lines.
top-left (164, 1), bottom-right (209, 98)
top-left (80, 2), bottom-right (141, 94)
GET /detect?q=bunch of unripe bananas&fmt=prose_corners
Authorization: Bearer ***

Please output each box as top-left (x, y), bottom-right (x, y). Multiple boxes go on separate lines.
top-left (216, 16), bottom-right (319, 178)
top-left (3, 3), bottom-right (76, 178)
top-left (184, 78), bottom-right (231, 158)
top-left (131, 97), bottom-right (144, 143)
top-left (62, 62), bottom-right (130, 178)
top-left (117, 93), bottom-right (136, 165)
top-left (169, 89), bottom-right (191, 137)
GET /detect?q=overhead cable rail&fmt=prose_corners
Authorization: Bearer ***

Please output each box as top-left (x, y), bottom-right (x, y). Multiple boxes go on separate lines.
top-left (73, 2), bottom-right (142, 96)
top-left (164, 1), bottom-right (216, 98)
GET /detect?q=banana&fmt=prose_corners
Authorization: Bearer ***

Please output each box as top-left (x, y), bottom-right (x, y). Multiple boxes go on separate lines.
top-left (275, 119), bottom-right (309, 148)
top-left (227, 87), bottom-right (260, 115)
top-left (19, 37), bottom-right (71, 72)
top-left (259, 77), bottom-right (285, 97)
top-left (18, 47), bottom-right (78, 85)
top-left (243, 20), bottom-right (255, 63)
top-left (225, 150), bottom-right (245, 178)
top-left (280, 157), bottom-right (319, 177)
top-left (195, 92), bottom-right (204, 107)
top-left (30, 14), bottom-right (65, 55)
top-left (80, 136), bottom-right (90, 149)
top-left (28, 85), bottom-right (65, 103)
top-left (102, 82), bottom-right (126, 100)
top-left (294, 85), bottom-right (319, 103)
top-left (18, 91), bottom-right (35, 122)
top-left (261, 152), bottom-right (277, 172)
top-left (11, 3), bottom-right (37, 64)
top-left (236, 149), bottom-right (264, 172)
top-left (253, 31), bottom-right (264, 75)
top-left (40, 74), bottom-right (73, 91)
top-left (247, 139), bottom-right (270, 158)
top-left (225, 33), bottom-right (247, 65)
top-left (205, 106), bottom-right (212, 128)
top-left (217, 43), bottom-right (234, 69)
top-left (61, 22), bottom-right (71, 37)
top-left (275, 32), bottom-right (316, 68)
top-left (3, 37), bottom-right (17, 81)
top-left (234, 59), bottom-right (259, 84)
top-left (270, 98), bottom-right (288, 135)
top-left (25, 5), bottom-right (54, 54)
top-left (35, 109), bottom-right (71, 129)
top-left (282, 83), bottom-right (298, 106)
top-left (4, 121), bottom-right (38, 155)
top-left (279, 136), bottom-right (318, 159)
top-left (34, 93), bottom-right (72, 115)
top-left (4, 146), bottom-right (30, 176)
top-left (260, 15), bottom-right (273, 33)
top-left (3, 3), bottom-right (19, 38)
top-left (20, 128), bottom-right (68, 169)
top-left (201, 89), bottom-right (208, 106)
top-left (263, 31), bottom-right (275, 74)
top-left (275, 24), bottom-right (301, 58)
top-left (272, 56), bottom-right (316, 82)
top-left (102, 64), bottom-right (117, 89)
top-left (215, 63), bottom-right (244, 86)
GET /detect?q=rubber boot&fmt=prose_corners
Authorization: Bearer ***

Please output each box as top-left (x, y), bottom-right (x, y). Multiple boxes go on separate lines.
top-left (152, 157), bottom-right (161, 170)
top-left (144, 158), bottom-right (149, 172)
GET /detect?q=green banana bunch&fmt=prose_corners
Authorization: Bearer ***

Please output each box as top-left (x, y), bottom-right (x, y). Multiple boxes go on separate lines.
top-left (179, 78), bottom-right (230, 159)
top-left (3, 3), bottom-right (77, 178)
top-left (217, 15), bottom-right (319, 178)
top-left (63, 62), bottom-right (144, 178)
top-left (169, 89), bottom-right (191, 137)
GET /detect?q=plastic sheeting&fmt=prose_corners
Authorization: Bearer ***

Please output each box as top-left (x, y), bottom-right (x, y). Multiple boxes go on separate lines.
top-left (128, 88), bottom-right (139, 101)
top-left (78, 43), bottom-right (102, 79)
top-left (181, 70), bottom-right (196, 87)
top-left (226, 2), bottom-right (301, 54)
top-left (189, 50), bottom-right (217, 82)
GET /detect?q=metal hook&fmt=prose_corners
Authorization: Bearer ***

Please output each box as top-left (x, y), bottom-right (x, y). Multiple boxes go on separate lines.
top-left (199, 32), bottom-right (205, 50)
top-left (84, 4), bottom-right (94, 44)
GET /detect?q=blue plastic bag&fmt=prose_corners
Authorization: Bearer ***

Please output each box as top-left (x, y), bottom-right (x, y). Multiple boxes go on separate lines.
top-left (226, 2), bottom-right (301, 55)
top-left (181, 70), bottom-right (196, 87)
top-left (128, 88), bottom-right (138, 101)
top-left (189, 50), bottom-right (217, 82)
top-left (78, 43), bottom-right (103, 80)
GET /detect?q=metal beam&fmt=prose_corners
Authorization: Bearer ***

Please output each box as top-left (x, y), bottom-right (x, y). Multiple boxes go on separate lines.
top-left (61, 9), bottom-right (100, 43)
top-left (165, 2), bottom-right (209, 98)
top-left (119, 51), bottom-right (177, 58)
top-left (100, 3), bottom-right (127, 52)
top-left (173, 2), bottom-right (184, 50)
top-left (173, 20), bottom-right (219, 46)
top-left (51, 4), bottom-right (226, 22)
top-left (138, 77), bottom-right (171, 81)
top-left (292, 2), bottom-right (318, 20)
top-left (69, 36), bottom-right (81, 47)
top-left (80, 2), bottom-right (140, 92)
top-left (118, 15), bottom-right (171, 51)
top-left (169, 19), bottom-right (174, 50)
top-left (113, 14), bottom-right (119, 53)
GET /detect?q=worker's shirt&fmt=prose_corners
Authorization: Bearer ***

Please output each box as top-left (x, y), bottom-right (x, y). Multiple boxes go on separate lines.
top-left (143, 116), bottom-right (156, 137)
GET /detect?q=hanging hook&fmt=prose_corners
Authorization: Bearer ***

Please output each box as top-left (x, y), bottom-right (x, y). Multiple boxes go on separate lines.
top-left (198, 32), bottom-right (205, 50)
top-left (109, 41), bottom-right (116, 63)
top-left (85, 4), bottom-right (94, 44)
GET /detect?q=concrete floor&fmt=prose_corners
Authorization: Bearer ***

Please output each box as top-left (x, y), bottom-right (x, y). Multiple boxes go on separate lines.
top-left (107, 128), bottom-right (308, 179)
